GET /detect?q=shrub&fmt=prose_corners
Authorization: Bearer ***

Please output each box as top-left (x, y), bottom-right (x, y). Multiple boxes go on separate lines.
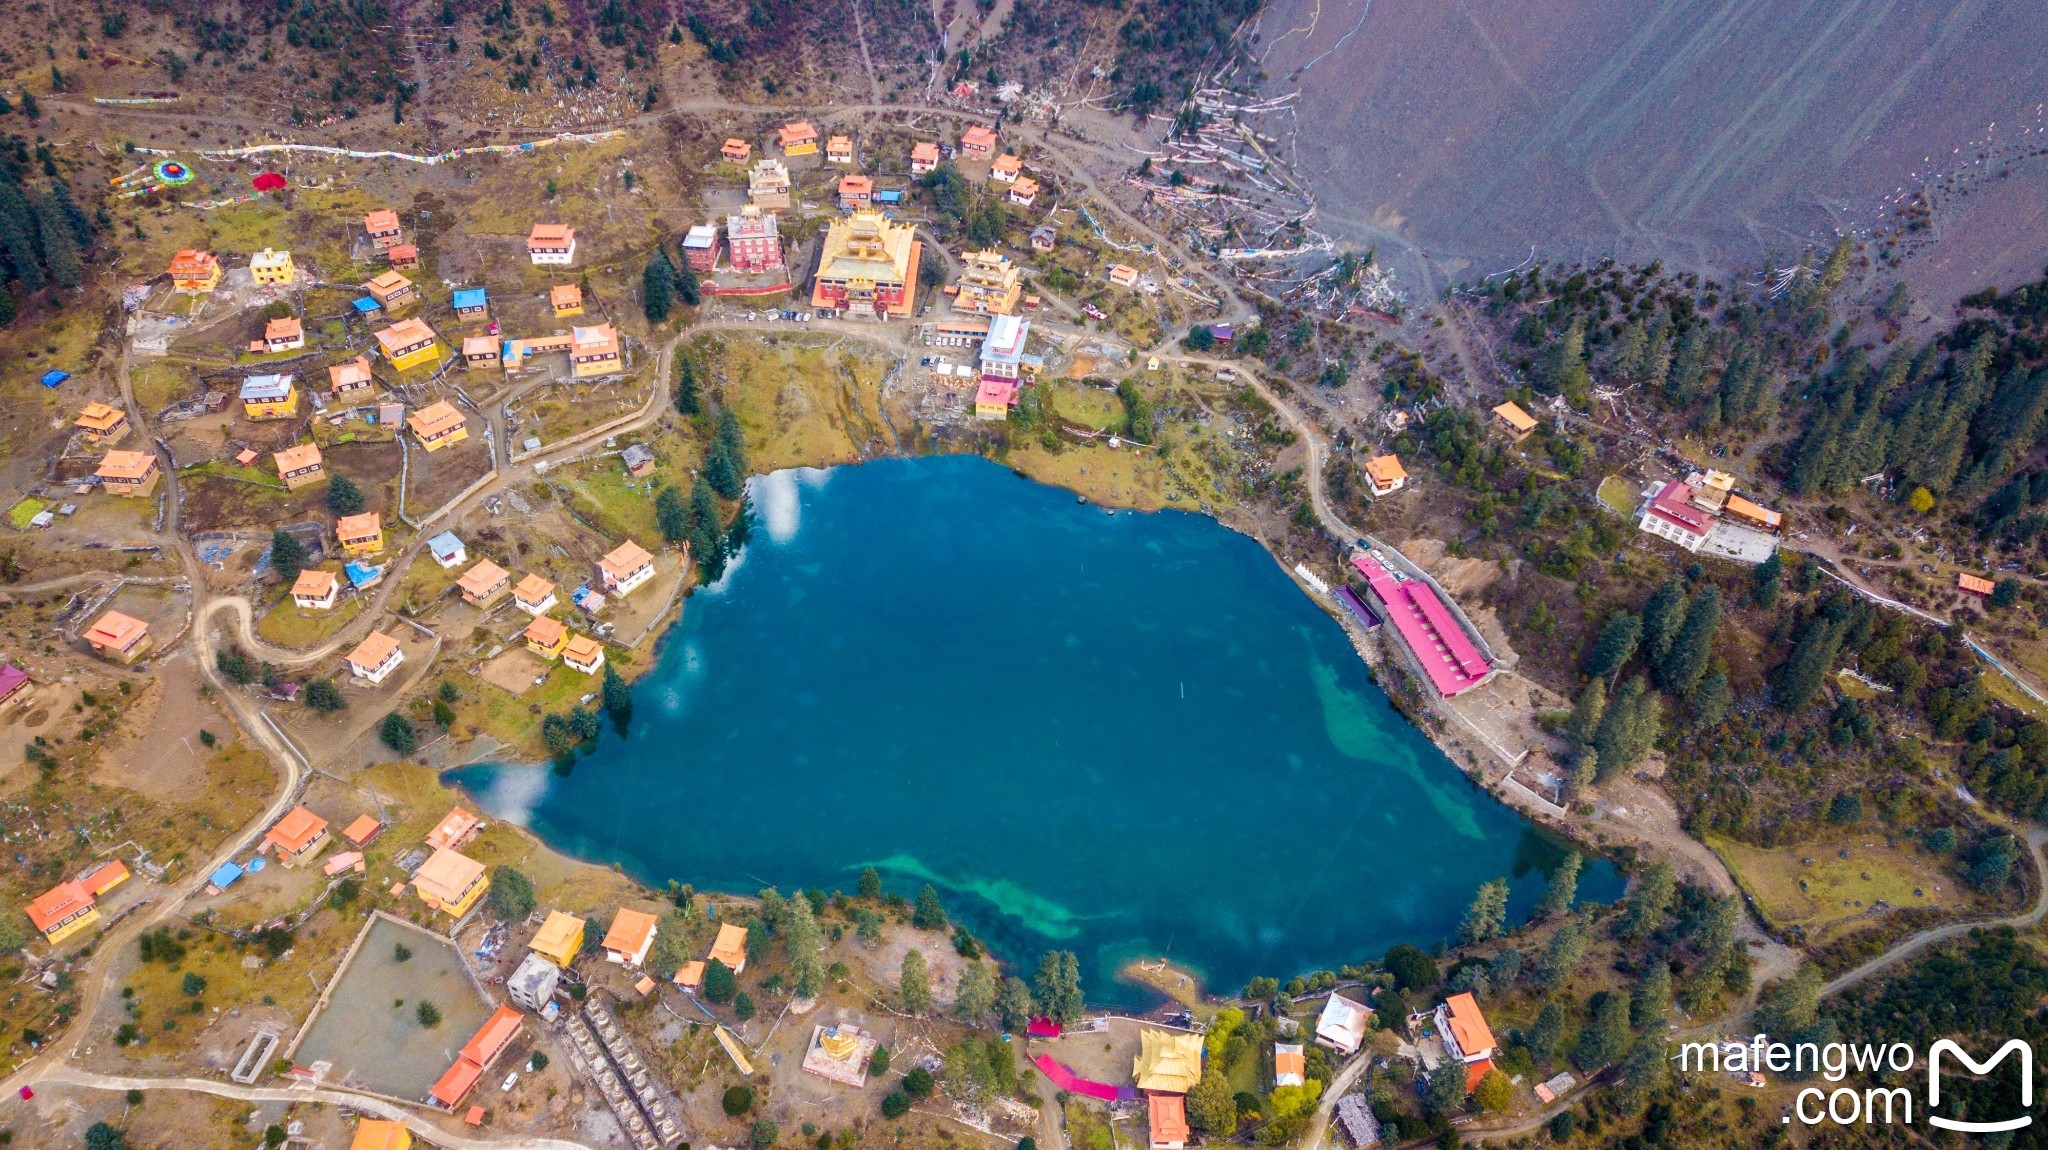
top-left (723, 1086), bottom-right (754, 1116)
top-left (880, 1092), bottom-right (910, 1119)
top-left (903, 1067), bottom-right (934, 1098)
top-left (749, 1119), bottom-right (778, 1149)
top-left (416, 1001), bottom-right (442, 1028)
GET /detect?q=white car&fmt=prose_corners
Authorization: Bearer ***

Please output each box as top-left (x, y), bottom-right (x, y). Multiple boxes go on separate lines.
top-left (501, 1071), bottom-right (519, 1092)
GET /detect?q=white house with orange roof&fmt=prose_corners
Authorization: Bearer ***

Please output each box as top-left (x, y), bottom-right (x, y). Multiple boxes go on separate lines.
top-left (562, 634), bottom-right (606, 675)
top-left (1008, 177), bottom-right (1039, 207)
top-left (527, 223), bottom-right (577, 265)
top-left (260, 316), bottom-right (305, 352)
top-left (83, 611), bottom-right (150, 662)
top-left (599, 540), bottom-right (656, 597)
top-left (1273, 1043), bottom-right (1305, 1087)
top-left (990, 154), bottom-right (1022, 183)
top-left (910, 141), bottom-right (940, 175)
top-left (263, 805), bottom-right (331, 867)
top-left (826, 135), bottom-right (854, 164)
top-left (602, 907), bottom-right (658, 966)
top-left (292, 568), bottom-right (339, 611)
top-left (1434, 991), bottom-right (1498, 1091)
top-left (513, 573), bottom-right (558, 616)
top-left (1364, 454), bottom-right (1407, 497)
top-left (345, 631), bottom-right (405, 684)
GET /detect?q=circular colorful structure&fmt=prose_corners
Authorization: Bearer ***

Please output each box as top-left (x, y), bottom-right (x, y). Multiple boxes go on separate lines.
top-left (152, 159), bottom-right (194, 185)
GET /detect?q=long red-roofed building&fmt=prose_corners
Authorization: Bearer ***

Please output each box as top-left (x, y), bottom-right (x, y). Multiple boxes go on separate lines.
top-left (1349, 552), bottom-right (1491, 698)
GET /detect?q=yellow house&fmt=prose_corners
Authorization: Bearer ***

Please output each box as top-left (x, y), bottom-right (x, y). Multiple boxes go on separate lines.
top-left (335, 512), bottom-right (384, 557)
top-left (531, 910), bottom-right (586, 966)
top-left (406, 399), bottom-right (469, 452)
top-left (525, 614), bottom-right (569, 660)
top-left (168, 249), bottom-right (222, 294)
top-left (239, 374), bottom-right (300, 420)
top-left (550, 283), bottom-right (585, 317)
top-left (26, 880), bottom-right (99, 946)
top-left (413, 847), bottom-right (489, 919)
top-left (374, 317), bottom-right (441, 372)
top-left (250, 248), bottom-right (296, 285)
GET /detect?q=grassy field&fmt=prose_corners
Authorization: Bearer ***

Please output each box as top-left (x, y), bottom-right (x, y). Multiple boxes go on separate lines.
top-left (709, 337), bottom-right (895, 471)
top-left (254, 588), bottom-right (363, 649)
top-left (445, 658), bottom-right (606, 759)
top-left (1597, 475), bottom-right (1637, 515)
top-left (1709, 832), bottom-right (1951, 942)
top-left (556, 460), bottom-right (661, 543)
top-left (1978, 669), bottom-right (2048, 719)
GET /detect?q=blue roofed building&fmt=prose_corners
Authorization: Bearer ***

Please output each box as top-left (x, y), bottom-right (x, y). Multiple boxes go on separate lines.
top-left (346, 560), bottom-right (386, 589)
top-left (426, 531), bottom-right (467, 569)
top-left (452, 287), bottom-right (489, 319)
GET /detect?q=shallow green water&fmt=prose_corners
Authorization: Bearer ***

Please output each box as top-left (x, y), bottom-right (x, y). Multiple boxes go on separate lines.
top-left (453, 455), bottom-right (1617, 1004)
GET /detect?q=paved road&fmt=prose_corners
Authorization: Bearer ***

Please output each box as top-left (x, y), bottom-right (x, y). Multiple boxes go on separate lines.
top-left (1299, 1040), bottom-right (1373, 1150)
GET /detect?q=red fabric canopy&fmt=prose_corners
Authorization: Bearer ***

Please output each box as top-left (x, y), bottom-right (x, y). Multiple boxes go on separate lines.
top-left (251, 172), bottom-right (287, 192)
top-left (1033, 1054), bottom-right (1121, 1101)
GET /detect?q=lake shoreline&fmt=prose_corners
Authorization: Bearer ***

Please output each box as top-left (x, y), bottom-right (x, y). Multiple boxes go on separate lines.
top-left (444, 450), bottom-right (1622, 1009)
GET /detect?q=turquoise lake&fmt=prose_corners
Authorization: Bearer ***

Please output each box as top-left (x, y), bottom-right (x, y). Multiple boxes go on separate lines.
top-left (453, 454), bottom-right (1619, 1004)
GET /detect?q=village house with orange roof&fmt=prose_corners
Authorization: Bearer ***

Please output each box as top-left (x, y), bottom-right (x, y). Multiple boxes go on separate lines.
top-left (364, 208), bottom-right (403, 250)
top-left (837, 173), bottom-right (874, 211)
top-left (427, 806), bottom-right (481, 850)
top-left (1008, 177), bottom-right (1039, 207)
top-left (345, 631), bottom-right (405, 684)
top-left (350, 1118), bottom-right (411, 1150)
top-left (461, 335), bottom-right (500, 371)
top-left (96, 449), bottom-right (159, 497)
top-left (407, 398), bottom-right (469, 451)
top-left (374, 317), bottom-right (441, 372)
top-left (570, 324), bottom-right (622, 378)
top-left (73, 402), bottom-right (130, 446)
top-left (826, 134), bottom-right (854, 164)
top-left (263, 805), bottom-right (331, 867)
top-left (1435, 991), bottom-right (1500, 1090)
top-left (327, 356), bottom-right (375, 399)
top-left (365, 270), bottom-right (416, 310)
top-left (527, 223), bottom-right (577, 265)
top-left (525, 614), bottom-right (570, 660)
top-left (1148, 1094), bottom-right (1189, 1150)
top-left (25, 880), bottom-right (99, 945)
top-left (721, 138), bottom-right (752, 161)
top-left (335, 512), bottom-right (384, 556)
top-left (273, 442), bottom-right (324, 490)
top-left (550, 283), bottom-right (584, 317)
top-left (413, 846), bottom-right (488, 918)
top-left (258, 315), bottom-right (304, 353)
top-left (1960, 572), bottom-right (1995, 596)
top-left (959, 125), bottom-right (997, 158)
top-left (599, 540), bottom-right (656, 597)
top-left (83, 610), bottom-right (151, 662)
top-left (82, 859), bottom-right (129, 898)
top-left (1365, 454), bottom-right (1408, 497)
top-left (513, 573), bottom-right (558, 616)
top-left (779, 121), bottom-right (819, 156)
top-left (562, 634), bottom-right (606, 675)
top-left (1107, 263), bottom-right (1140, 288)
top-left (292, 568), bottom-right (338, 611)
top-left (457, 558), bottom-right (511, 607)
top-left (1492, 401), bottom-right (1537, 440)
top-left (602, 907), bottom-right (658, 966)
top-left (990, 153), bottom-right (1022, 183)
top-left (343, 815), bottom-right (383, 848)
top-left (910, 141), bottom-right (940, 175)
top-left (168, 248), bottom-right (221, 294)
top-left (707, 921), bottom-right (749, 974)
top-left (386, 243), bottom-right (420, 270)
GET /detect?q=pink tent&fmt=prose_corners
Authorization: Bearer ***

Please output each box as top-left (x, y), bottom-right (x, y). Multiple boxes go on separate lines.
top-left (1027, 1017), bottom-right (1064, 1038)
top-left (1032, 1054), bottom-right (1124, 1102)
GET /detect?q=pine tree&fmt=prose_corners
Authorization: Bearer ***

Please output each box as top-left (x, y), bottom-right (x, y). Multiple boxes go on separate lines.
top-left (1525, 1002), bottom-right (1565, 1062)
top-left (704, 441), bottom-right (742, 502)
top-left (1458, 878), bottom-right (1510, 944)
top-left (783, 894), bottom-right (824, 998)
top-left (1775, 615), bottom-right (1846, 710)
top-left (1641, 579), bottom-right (1688, 668)
top-left (676, 262), bottom-right (701, 306)
top-left (0, 180), bottom-right (48, 290)
top-left (1571, 993), bottom-right (1630, 1070)
top-left (30, 192), bottom-right (81, 288)
top-left (1656, 586), bottom-right (1719, 694)
top-left (674, 352), bottom-right (701, 415)
top-left (690, 520), bottom-right (726, 582)
top-left (1032, 951), bottom-right (1083, 1022)
top-left (1533, 852), bottom-right (1581, 920)
top-left (1536, 918), bottom-right (1588, 989)
top-left (1615, 862), bottom-right (1675, 943)
top-left (900, 949), bottom-right (932, 1013)
top-left (1585, 611), bottom-right (1641, 680)
top-left (327, 472), bottom-right (366, 516)
top-left (1593, 675), bottom-right (1660, 782)
top-left (1666, 325), bottom-right (1710, 405)
top-left (601, 664), bottom-right (632, 725)
top-left (655, 484), bottom-right (690, 544)
top-left (1631, 962), bottom-right (1672, 1029)
top-left (912, 883), bottom-right (947, 930)
top-left (996, 976), bottom-right (1035, 1032)
top-left (1752, 551), bottom-right (1782, 607)
top-left (1566, 679), bottom-right (1606, 747)
top-left (269, 528), bottom-right (308, 582)
top-left (1612, 1027), bottom-right (1671, 1114)
top-left (954, 962), bottom-right (995, 1025)
top-left (642, 250), bottom-right (676, 322)
top-left (1612, 321), bottom-right (1646, 385)
top-left (1543, 317), bottom-right (1591, 408)
top-left (1691, 660), bottom-right (1732, 728)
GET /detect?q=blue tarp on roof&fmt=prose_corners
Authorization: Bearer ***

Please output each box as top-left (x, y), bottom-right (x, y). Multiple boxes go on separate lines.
top-left (874, 190), bottom-right (904, 204)
top-left (352, 296), bottom-right (382, 313)
top-left (39, 370), bottom-right (70, 388)
top-left (452, 288), bottom-right (487, 311)
top-left (207, 861), bottom-right (243, 889)
top-left (345, 560), bottom-right (385, 588)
